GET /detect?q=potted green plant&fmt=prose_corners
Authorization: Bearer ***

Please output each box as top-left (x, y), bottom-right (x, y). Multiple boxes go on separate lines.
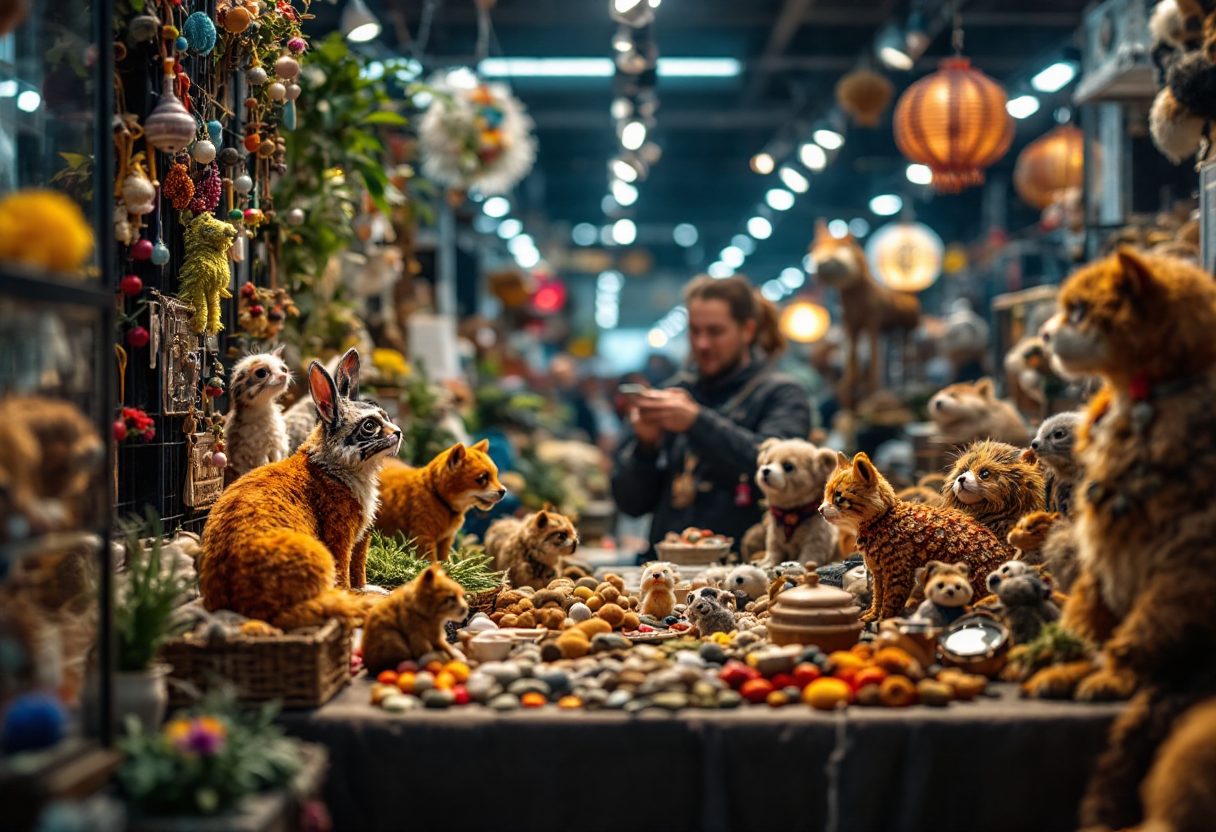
top-left (114, 510), bottom-right (191, 732)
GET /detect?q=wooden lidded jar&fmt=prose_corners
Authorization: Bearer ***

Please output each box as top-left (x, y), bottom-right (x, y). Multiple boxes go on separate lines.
top-left (768, 573), bottom-right (863, 651)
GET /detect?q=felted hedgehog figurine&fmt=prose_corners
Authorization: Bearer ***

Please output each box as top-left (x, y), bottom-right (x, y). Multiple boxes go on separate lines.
top-left (685, 587), bottom-right (736, 637)
top-left (177, 212), bottom-right (237, 335)
top-left (1030, 412), bottom-right (1083, 517)
top-left (940, 440), bottom-right (1046, 554)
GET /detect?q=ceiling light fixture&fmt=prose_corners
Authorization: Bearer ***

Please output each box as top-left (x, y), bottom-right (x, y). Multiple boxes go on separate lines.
top-left (813, 128), bottom-right (845, 151)
top-left (720, 246), bottom-right (745, 268)
top-left (612, 218), bottom-right (638, 245)
top-left (612, 158), bottom-right (639, 182)
top-left (1031, 62), bottom-right (1078, 93)
top-left (799, 142), bottom-right (827, 171)
top-left (507, 235), bottom-right (536, 256)
top-left (707, 261), bottom-right (734, 279)
top-left (779, 267), bottom-right (805, 290)
top-left (613, 26), bottom-right (633, 52)
top-left (342, 0), bottom-right (382, 42)
top-left (497, 218), bottom-right (523, 239)
top-left (751, 153), bottom-right (775, 175)
top-left (673, 223), bottom-right (698, 247)
top-left (621, 120), bottom-right (647, 150)
top-left (648, 329), bottom-right (669, 348)
top-left (1006, 94), bottom-right (1041, 119)
top-left (477, 57), bottom-right (740, 79)
top-left (611, 0), bottom-right (654, 28)
top-left (876, 23), bottom-right (913, 71)
top-left (779, 166), bottom-right (809, 193)
top-left (482, 196), bottom-right (510, 218)
top-left (869, 194), bottom-right (903, 216)
top-left (828, 219), bottom-right (849, 238)
top-left (849, 217), bottom-right (871, 238)
top-left (906, 163), bottom-right (933, 185)
top-left (766, 189), bottom-right (795, 211)
top-left (747, 216), bottom-right (772, 239)
top-left (573, 223), bottom-right (599, 246)
top-left (515, 247), bottom-right (541, 269)
top-left (612, 179), bottom-right (639, 206)
top-left (731, 234), bottom-right (756, 255)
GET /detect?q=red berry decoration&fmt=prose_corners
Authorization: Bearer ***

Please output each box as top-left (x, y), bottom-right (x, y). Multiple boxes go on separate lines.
top-left (131, 239), bottom-right (154, 260)
top-left (249, 304), bottom-right (264, 316)
top-left (113, 420), bottom-right (128, 441)
top-left (127, 326), bottom-right (150, 348)
top-left (188, 162), bottom-right (223, 213)
top-left (120, 275), bottom-right (143, 296)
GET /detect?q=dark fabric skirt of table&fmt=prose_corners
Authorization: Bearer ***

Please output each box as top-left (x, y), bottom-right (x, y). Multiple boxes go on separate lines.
top-left (280, 680), bottom-right (1121, 832)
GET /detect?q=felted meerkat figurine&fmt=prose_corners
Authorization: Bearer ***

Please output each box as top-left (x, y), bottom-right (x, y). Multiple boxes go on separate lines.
top-left (1030, 411), bottom-right (1083, 518)
top-left (223, 348), bottom-right (294, 485)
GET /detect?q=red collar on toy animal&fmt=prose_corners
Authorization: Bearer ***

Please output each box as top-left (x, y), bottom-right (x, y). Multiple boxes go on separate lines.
top-left (1128, 370), bottom-right (1206, 402)
top-left (768, 499), bottom-right (822, 541)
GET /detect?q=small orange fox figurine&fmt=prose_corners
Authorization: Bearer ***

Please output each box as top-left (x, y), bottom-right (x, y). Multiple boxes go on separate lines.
top-left (199, 350), bottom-right (402, 629)
top-left (376, 441), bottom-right (506, 560)
top-left (361, 564), bottom-right (469, 674)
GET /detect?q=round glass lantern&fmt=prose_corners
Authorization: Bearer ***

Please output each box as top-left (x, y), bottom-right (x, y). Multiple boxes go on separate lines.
top-left (866, 221), bottom-right (944, 292)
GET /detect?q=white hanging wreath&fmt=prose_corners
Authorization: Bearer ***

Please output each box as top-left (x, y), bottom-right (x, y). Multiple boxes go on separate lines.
top-left (417, 69), bottom-right (536, 196)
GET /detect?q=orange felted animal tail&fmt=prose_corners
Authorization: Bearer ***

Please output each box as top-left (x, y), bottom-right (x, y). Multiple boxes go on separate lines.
top-left (271, 589), bottom-right (378, 630)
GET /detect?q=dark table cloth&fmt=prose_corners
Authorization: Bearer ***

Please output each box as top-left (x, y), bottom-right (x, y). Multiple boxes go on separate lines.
top-left (280, 679), bottom-right (1121, 832)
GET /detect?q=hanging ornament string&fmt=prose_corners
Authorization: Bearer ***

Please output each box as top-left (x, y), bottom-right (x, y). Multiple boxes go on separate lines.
top-left (474, 0), bottom-right (492, 64)
top-left (411, 0), bottom-right (444, 61)
top-left (115, 344), bottom-right (128, 405)
top-left (951, 0), bottom-right (963, 56)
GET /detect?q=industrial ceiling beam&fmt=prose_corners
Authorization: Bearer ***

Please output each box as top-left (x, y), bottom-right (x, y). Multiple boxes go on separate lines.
top-left (530, 108), bottom-right (797, 131)
top-left (745, 0), bottom-right (817, 100)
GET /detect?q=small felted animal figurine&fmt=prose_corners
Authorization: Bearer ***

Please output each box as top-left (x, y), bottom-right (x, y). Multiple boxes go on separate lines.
top-left (223, 347), bottom-right (293, 485)
top-left (685, 587), bottom-right (736, 637)
top-left (913, 561), bottom-right (974, 628)
top-left (940, 440), bottom-right (1046, 553)
top-left (485, 508), bottom-right (579, 591)
top-left (0, 396), bottom-right (103, 541)
top-left (1029, 247), bottom-right (1216, 831)
top-left (808, 218), bottom-right (921, 408)
top-left (375, 441), bottom-right (506, 561)
top-left (754, 438), bottom-right (840, 568)
top-left (639, 561), bottom-right (678, 619)
top-left (199, 350), bottom-right (401, 628)
top-left (723, 564), bottom-right (769, 605)
top-left (928, 378), bottom-right (1031, 446)
top-left (820, 452), bottom-right (1005, 622)
top-left (177, 212), bottom-right (236, 336)
top-left (1030, 411), bottom-right (1083, 518)
top-left (282, 353), bottom-right (360, 454)
top-left (1133, 695), bottom-right (1216, 832)
top-left (994, 568), bottom-right (1060, 645)
top-left (360, 564), bottom-right (469, 674)
top-left (1006, 510), bottom-right (1062, 565)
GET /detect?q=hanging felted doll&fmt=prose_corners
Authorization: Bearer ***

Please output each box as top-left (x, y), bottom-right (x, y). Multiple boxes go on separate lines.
top-left (177, 212), bottom-right (236, 335)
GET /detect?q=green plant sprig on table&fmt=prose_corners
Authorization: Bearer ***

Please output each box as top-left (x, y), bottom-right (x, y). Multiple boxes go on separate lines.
top-left (366, 532), bottom-right (506, 592)
top-left (115, 509), bottom-right (194, 673)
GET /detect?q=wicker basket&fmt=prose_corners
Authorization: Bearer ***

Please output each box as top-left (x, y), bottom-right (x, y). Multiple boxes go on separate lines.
top-left (469, 585), bottom-right (503, 616)
top-left (160, 619), bottom-right (351, 709)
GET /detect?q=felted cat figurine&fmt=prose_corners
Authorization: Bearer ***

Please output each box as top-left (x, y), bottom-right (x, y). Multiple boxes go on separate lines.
top-left (1028, 247), bottom-right (1216, 831)
top-left (485, 508), bottom-right (579, 590)
top-left (820, 452), bottom-right (1005, 622)
top-left (177, 212), bottom-right (236, 336)
top-left (375, 441), bottom-right (507, 560)
top-left (199, 350), bottom-right (402, 629)
top-left (361, 564), bottom-right (469, 674)
top-left (223, 347), bottom-right (293, 484)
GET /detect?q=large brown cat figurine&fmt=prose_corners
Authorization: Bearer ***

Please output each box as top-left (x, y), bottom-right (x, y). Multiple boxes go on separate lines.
top-left (199, 349), bottom-right (401, 629)
top-left (1029, 248), bottom-right (1216, 831)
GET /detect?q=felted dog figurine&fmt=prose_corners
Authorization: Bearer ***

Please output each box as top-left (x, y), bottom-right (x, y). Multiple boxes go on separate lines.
top-left (754, 438), bottom-right (840, 568)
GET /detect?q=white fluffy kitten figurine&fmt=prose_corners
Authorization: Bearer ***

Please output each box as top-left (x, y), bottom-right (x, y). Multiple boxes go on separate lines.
top-left (223, 347), bottom-right (293, 484)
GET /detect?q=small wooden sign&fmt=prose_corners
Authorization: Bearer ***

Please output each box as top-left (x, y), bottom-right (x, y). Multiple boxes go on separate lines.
top-left (183, 433), bottom-right (222, 510)
top-left (156, 294), bottom-right (201, 416)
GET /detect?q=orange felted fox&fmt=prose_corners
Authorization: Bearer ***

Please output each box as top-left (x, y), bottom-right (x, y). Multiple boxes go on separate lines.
top-left (199, 350), bottom-right (403, 629)
top-left (376, 441), bottom-right (506, 560)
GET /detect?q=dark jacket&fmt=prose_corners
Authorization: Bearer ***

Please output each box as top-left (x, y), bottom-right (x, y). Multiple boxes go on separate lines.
top-left (611, 354), bottom-right (812, 548)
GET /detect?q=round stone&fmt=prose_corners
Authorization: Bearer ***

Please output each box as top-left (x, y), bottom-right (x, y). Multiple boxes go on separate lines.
top-left (591, 633), bottom-right (632, 653)
top-left (699, 642), bottom-right (726, 664)
top-left (422, 689), bottom-right (454, 709)
top-left (381, 694), bottom-right (420, 713)
top-left (675, 651), bottom-right (705, 668)
top-left (507, 678), bottom-right (550, 698)
top-left (653, 692), bottom-right (689, 711)
top-left (464, 674), bottom-right (499, 704)
top-left (605, 690), bottom-right (633, 709)
top-left (568, 602), bottom-right (592, 622)
top-left (489, 693), bottom-right (521, 712)
top-left (717, 690), bottom-right (744, 709)
top-left (536, 670), bottom-right (570, 696)
top-left (412, 673), bottom-right (435, 694)
top-left (540, 642), bottom-right (562, 663)
top-left (583, 689), bottom-right (609, 709)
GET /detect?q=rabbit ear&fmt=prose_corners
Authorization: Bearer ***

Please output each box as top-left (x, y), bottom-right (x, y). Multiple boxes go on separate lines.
top-left (308, 361), bottom-right (339, 427)
top-left (335, 348), bottom-right (360, 400)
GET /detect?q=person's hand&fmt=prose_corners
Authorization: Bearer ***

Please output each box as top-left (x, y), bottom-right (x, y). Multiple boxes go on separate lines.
top-left (635, 388), bottom-right (701, 434)
top-left (630, 406), bottom-right (663, 447)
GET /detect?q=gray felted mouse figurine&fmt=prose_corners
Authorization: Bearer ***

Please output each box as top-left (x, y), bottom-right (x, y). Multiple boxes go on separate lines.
top-left (995, 570), bottom-right (1061, 644)
top-left (685, 587), bottom-right (737, 637)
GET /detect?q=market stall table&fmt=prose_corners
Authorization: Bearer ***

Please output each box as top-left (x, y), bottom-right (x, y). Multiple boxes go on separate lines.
top-left (280, 679), bottom-right (1122, 832)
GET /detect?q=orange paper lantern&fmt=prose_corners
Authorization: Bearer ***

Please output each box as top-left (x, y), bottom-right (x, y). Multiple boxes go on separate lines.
top-left (893, 57), bottom-right (1014, 194)
top-left (1013, 125), bottom-right (1088, 210)
top-left (836, 69), bottom-right (894, 128)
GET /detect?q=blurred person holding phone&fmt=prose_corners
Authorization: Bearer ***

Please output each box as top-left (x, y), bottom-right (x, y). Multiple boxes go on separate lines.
top-left (612, 275), bottom-right (812, 549)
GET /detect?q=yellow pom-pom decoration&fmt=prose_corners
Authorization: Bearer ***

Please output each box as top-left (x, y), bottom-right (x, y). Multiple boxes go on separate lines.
top-left (0, 189), bottom-right (94, 273)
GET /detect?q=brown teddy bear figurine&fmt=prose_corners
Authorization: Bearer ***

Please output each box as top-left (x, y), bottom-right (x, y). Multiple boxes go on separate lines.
top-left (912, 562), bottom-right (973, 628)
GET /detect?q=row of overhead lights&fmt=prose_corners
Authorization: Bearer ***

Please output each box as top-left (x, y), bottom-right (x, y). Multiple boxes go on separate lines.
top-left (603, 0), bottom-right (665, 226)
top-left (476, 196), bottom-right (543, 269)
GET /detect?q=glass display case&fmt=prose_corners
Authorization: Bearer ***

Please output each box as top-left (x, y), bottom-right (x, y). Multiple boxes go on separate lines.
top-left (0, 0), bottom-right (117, 827)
